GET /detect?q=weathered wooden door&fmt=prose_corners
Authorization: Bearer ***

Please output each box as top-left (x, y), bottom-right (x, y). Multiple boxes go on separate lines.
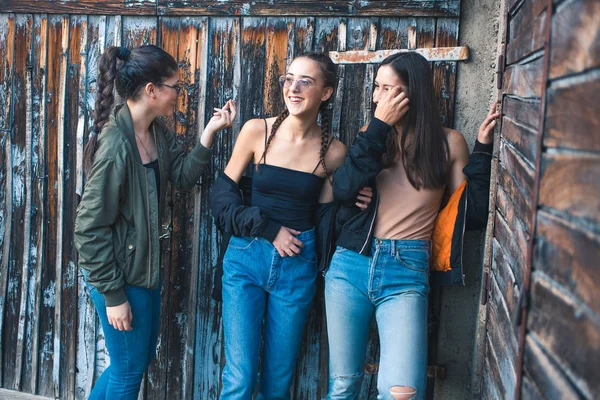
top-left (0, 1), bottom-right (467, 399)
top-left (481, 0), bottom-right (599, 398)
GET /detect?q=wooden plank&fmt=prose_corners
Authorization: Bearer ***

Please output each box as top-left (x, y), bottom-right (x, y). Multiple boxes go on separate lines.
top-left (0, 13), bottom-right (15, 391)
top-left (55, 15), bottom-right (85, 400)
top-left (502, 96), bottom-right (539, 132)
top-left (508, 0), bottom-right (546, 43)
top-left (377, 17), bottom-right (410, 50)
top-left (497, 165), bottom-right (532, 235)
top-left (416, 17), bottom-right (435, 48)
top-left (499, 141), bottom-right (535, 201)
top-left (535, 210), bottom-right (600, 317)
top-left (528, 274), bottom-right (599, 398)
top-left (487, 276), bottom-right (518, 397)
top-left (549, 0), bottom-right (600, 79)
top-left (74, 16), bottom-right (106, 399)
top-left (501, 116), bottom-right (539, 165)
top-left (483, 349), bottom-right (505, 400)
top-left (240, 18), bottom-right (267, 121)
top-left (73, 16), bottom-right (96, 396)
top-left (0, 388), bottom-right (54, 400)
top-left (157, 0), bottom-right (461, 17)
top-left (168, 16), bottom-right (205, 400)
top-left (0, 1), bottom-right (157, 15)
top-left (523, 332), bottom-right (585, 399)
top-left (263, 17), bottom-right (294, 117)
top-left (290, 17), bottom-right (315, 58)
top-left (330, 19), bottom-right (346, 139)
top-left (24, 14), bottom-right (48, 396)
top-left (36, 14), bottom-right (63, 398)
top-left (3, 14), bottom-right (32, 393)
top-left (433, 18), bottom-right (459, 127)
top-left (0, 11), bottom-right (27, 390)
top-left (313, 17), bottom-right (343, 53)
top-left (192, 17), bottom-right (240, 398)
top-left (122, 16), bottom-right (157, 48)
top-left (506, 8), bottom-right (546, 65)
top-left (521, 376), bottom-right (543, 400)
top-left (52, 15), bottom-right (70, 399)
top-left (544, 72), bottom-right (600, 152)
top-left (491, 238), bottom-right (520, 320)
top-left (187, 16), bottom-right (211, 400)
top-left (539, 152), bottom-right (600, 228)
top-left (339, 18), bottom-right (369, 143)
top-left (503, 56), bottom-right (545, 98)
top-left (493, 212), bottom-right (527, 284)
top-left (329, 46), bottom-right (469, 64)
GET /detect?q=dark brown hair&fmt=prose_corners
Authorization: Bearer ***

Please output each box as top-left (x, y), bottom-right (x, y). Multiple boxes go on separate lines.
top-left (379, 52), bottom-right (449, 190)
top-left (258, 53), bottom-right (337, 180)
top-left (83, 45), bottom-right (178, 172)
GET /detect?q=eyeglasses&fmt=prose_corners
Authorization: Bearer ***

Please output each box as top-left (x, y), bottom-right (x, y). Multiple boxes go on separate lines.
top-left (278, 75), bottom-right (320, 93)
top-left (158, 82), bottom-right (181, 95)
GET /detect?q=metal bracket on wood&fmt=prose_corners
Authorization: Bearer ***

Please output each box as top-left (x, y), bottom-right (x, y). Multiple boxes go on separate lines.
top-left (329, 46), bottom-right (470, 64)
top-left (496, 54), bottom-right (504, 89)
top-left (480, 271), bottom-right (491, 305)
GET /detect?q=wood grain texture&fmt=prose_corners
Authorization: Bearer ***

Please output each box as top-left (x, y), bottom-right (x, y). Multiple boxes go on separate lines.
top-left (549, 0), bottom-right (600, 79)
top-left (539, 152), bottom-right (600, 227)
top-left (544, 72), bottom-right (600, 152)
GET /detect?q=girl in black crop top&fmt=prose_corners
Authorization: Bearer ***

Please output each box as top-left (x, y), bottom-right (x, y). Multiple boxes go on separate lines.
top-left (211, 53), bottom-right (370, 399)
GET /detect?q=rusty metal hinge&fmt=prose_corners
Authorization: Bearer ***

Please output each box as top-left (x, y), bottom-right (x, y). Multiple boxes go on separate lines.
top-left (496, 54), bottom-right (504, 89)
top-left (480, 271), bottom-right (491, 305)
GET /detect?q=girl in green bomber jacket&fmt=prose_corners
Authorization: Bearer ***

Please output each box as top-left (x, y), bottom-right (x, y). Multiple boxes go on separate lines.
top-left (74, 45), bottom-right (236, 399)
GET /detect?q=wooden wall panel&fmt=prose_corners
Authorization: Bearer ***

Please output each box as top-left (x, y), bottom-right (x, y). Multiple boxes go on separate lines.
top-left (0, 12), bottom-right (465, 399)
top-left (549, 0), bottom-right (600, 79)
top-left (539, 153), bottom-right (600, 227)
top-left (528, 275), bottom-right (599, 397)
top-left (544, 75), bottom-right (600, 152)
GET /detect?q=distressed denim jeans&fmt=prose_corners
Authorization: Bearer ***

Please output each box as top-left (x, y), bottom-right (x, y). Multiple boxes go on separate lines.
top-left (220, 229), bottom-right (318, 400)
top-left (85, 280), bottom-right (161, 400)
top-left (325, 239), bottom-right (431, 400)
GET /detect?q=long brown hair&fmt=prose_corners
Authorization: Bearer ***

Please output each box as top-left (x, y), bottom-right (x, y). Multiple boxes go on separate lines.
top-left (258, 53), bottom-right (337, 180)
top-left (83, 45), bottom-right (178, 172)
top-left (379, 52), bottom-right (449, 190)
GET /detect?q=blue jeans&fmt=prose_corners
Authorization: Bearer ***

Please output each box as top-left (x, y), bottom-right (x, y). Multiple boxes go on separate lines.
top-left (220, 229), bottom-right (318, 400)
top-left (85, 280), bottom-right (161, 400)
top-left (325, 239), bottom-right (430, 400)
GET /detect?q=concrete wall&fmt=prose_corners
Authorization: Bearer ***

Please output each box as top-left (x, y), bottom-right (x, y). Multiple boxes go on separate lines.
top-left (434, 1), bottom-right (502, 398)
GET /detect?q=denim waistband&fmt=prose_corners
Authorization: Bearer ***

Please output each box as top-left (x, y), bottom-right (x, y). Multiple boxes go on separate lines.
top-left (371, 238), bottom-right (431, 256)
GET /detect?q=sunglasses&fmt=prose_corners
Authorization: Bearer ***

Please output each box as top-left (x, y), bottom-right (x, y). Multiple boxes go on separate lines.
top-left (278, 75), bottom-right (320, 93)
top-left (158, 82), bottom-right (182, 95)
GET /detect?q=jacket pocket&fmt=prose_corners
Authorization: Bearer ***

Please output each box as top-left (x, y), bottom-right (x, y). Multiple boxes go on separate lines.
top-left (124, 229), bottom-right (137, 269)
top-left (395, 248), bottom-right (430, 273)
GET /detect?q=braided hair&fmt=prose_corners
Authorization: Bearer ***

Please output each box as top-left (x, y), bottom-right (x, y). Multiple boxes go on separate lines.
top-left (258, 53), bottom-right (337, 180)
top-left (83, 45), bottom-right (178, 172)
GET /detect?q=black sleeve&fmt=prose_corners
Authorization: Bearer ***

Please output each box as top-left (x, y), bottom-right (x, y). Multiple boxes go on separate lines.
top-left (210, 171), bottom-right (281, 242)
top-left (332, 118), bottom-right (391, 205)
top-left (463, 140), bottom-right (494, 231)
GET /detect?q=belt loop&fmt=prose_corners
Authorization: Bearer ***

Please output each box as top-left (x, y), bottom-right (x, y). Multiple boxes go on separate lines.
top-left (391, 240), bottom-right (396, 256)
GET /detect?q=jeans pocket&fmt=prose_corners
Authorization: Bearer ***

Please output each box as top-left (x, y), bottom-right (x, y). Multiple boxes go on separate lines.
top-left (395, 248), bottom-right (430, 274)
top-left (228, 236), bottom-right (256, 250)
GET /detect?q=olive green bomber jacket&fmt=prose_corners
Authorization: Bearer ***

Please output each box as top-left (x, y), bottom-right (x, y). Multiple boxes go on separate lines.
top-left (74, 104), bottom-right (211, 306)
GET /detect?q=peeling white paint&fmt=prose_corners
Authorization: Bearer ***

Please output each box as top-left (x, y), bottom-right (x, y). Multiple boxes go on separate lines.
top-left (43, 281), bottom-right (56, 307)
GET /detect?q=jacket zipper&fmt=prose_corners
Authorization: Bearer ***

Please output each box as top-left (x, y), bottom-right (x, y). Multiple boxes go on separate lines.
top-left (145, 171), bottom-right (152, 288)
top-left (360, 198), bottom-right (379, 254)
top-left (460, 183), bottom-right (468, 285)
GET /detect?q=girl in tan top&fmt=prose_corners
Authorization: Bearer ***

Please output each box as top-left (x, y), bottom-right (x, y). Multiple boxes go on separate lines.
top-left (325, 52), bottom-right (499, 400)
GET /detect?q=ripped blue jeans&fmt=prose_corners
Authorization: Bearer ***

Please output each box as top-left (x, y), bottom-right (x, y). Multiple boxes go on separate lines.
top-left (325, 239), bottom-right (430, 400)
